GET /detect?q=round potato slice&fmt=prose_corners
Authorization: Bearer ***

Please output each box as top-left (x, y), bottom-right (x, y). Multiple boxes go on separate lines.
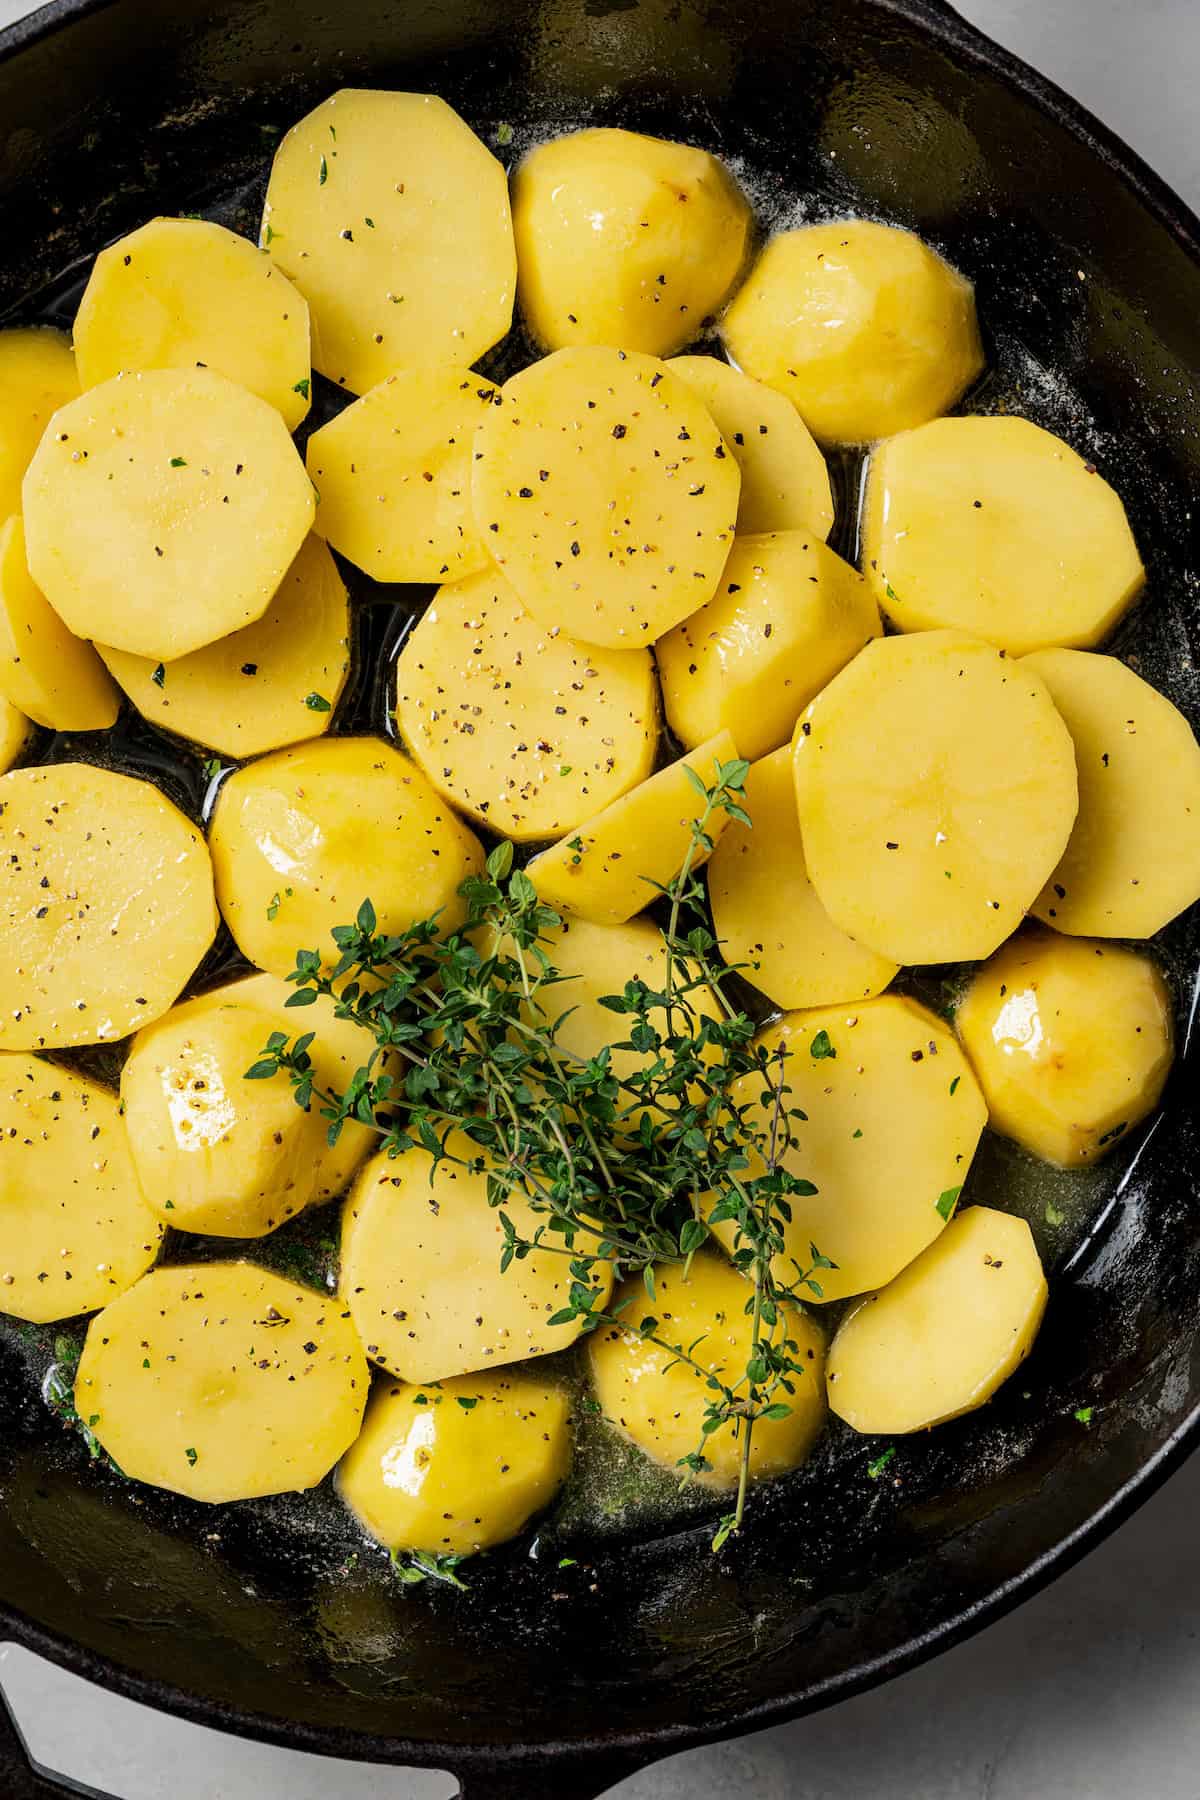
top-left (1023, 649), bottom-right (1200, 938)
top-left (394, 565), bottom-right (657, 842)
top-left (826, 1207), bottom-right (1048, 1435)
top-left (0, 516), bottom-right (119, 731)
top-left (512, 128), bottom-right (751, 357)
top-left (0, 697), bottom-right (32, 772)
top-left (793, 631), bottom-right (1078, 965)
top-left (471, 346), bottom-right (740, 649)
top-left (0, 1053), bottom-right (163, 1323)
top-left (0, 763), bottom-right (217, 1050)
top-left (98, 534), bottom-right (349, 758)
top-left (209, 737), bottom-right (483, 977)
top-left (73, 217), bottom-right (312, 431)
top-left (657, 531), bottom-right (880, 761)
top-left (76, 1263), bottom-right (369, 1502)
top-left (262, 89), bottom-right (515, 394)
top-left (338, 1371), bottom-right (572, 1556)
top-left (22, 368), bottom-right (315, 663)
top-left (0, 327), bottom-right (79, 522)
top-left (588, 1252), bottom-right (827, 1488)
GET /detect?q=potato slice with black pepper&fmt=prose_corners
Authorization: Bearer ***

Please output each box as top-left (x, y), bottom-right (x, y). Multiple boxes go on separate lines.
top-left (0, 696), bottom-right (31, 772)
top-left (0, 327), bottom-right (78, 522)
top-left (669, 355), bottom-right (833, 537)
top-left (0, 516), bottom-right (119, 732)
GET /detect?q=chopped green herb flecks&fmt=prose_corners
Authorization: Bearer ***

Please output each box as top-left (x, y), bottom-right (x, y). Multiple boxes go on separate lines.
top-left (170, 456), bottom-right (187, 468)
top-left (496, 121), bottom-right (514, 146)
top-left (390, 1548), bottom-right (469, 1588)
top-left (1044, 1199), bottom-right (1065, 1227)
top-left (809, 1029), bottom-right (836, 1060)
top-left (185, 1446), bottom-right (198, 1465)
top-left (935, 1186), bottom-right (961, 1222)
top-left (319, 155), bottom-right (328, 185)
top-left (304, 692), bottom-right (332, 712)
top-left (867, 1446), bottom-right (896, 1479)
top-left (293, 378), bottom-right (310, 400)
top-left (949, 1075), bottom-right (961, 1096)
top-left (1074, 1406), bottom-right (1093, 1425)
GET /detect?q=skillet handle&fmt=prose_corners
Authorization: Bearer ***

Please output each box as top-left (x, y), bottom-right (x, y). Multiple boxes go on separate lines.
top-left (453, 1748), bottom-right (655, 1799)
top-left (0, 1678), bottom-right (115, 1800)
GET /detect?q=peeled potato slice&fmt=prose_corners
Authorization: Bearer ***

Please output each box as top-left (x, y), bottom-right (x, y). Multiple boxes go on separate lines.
top-left (0, 516), bottom-right (119, 731)
top-left (793, 631), bottom-right (1078, 965)
top-left (209, 737), bottom-right (483, 977)
top-left (1024, 649), bottom-right (1200, 938)
top-left (338, 1371), bottom-right (572, 1556)
top-left (76, 1263), bottom-right (369, 1502)
top-left (863, 417), bottom-right (1144, 654)
top-left (262, 89), bottom-right (515, 393)
top-left (827, 1207), bottom-right (1048, 1435)
top-left (471, 346), bottom-right (740, 649)
top-left (0, 697), bottom-right (32, 771)
top-left (22, 368), bottom-right (315, 662)
top-left (657, 531), bottom-right (880, 761)
top-left (0, 762), bottom-right (216, 1050)
top-left (0, 327), bottom-right (79, 522)
top-left (394, 566), bottom-right (657, 842)
top-left (0, 1053), bottom-right (163, 1323)
top-left (669, 355), bottom-right (833, 537)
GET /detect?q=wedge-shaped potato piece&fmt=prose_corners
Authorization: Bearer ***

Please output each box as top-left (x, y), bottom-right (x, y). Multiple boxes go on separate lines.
top-left (0, 697), bottom-right (32, 772)
top-left (0, 516), bottom-right (119, 731)
top-left (394, 566), bottom-right (657, 841)
top-left (1024, 649), bottom-right (1200, 938)
top-left (342, 1137), bottom-right (614, 1383)
top-left (827, 1207), bottom-right (1048, 1434)
top-left (98, 534), bottom-right (349, 758)
top-left (658, 531), bottom-right (880, 760)
top-left (307, 367), bottom-right (495, 582)
top-left (0, 327), bottom-right (78, 522)
top-left (263, 90), bottom-right (515, 394)
top-left (722, 221), bottom-right (982, 445)
top-left (74, 217), bottom-right (312, 431)
top-left (589, 1252), bottom-right (826, 1488)
top-left (23, 368), bottom-right (314, 662)
top-left (528, 730), bottom-right (736, 925)
top-left (338, 1371), bottom-right (572, 1556)
top-left (708, 748), bottom-right (898, 1009)
top-left (76, 1263), bottom-right (368, 1502)
top-left (472, 346), bottom-right (740, 648)
top-left (794, 632), bottom-right (1078, 965)
top-left (210, 737), bottom-right (483, 977)
top-left (669, 355), bottom-right (833, 537)
top-left (864, 417), bottom-right (1144, 655)
top-left (0, 1053), bottom-right (163, 1323)
top-left (957, 930), bottom-right (1172, 1168)
top-left (0, 763), bottom-right (216, 1050)
top-left (512, 128), bottom-right (751, 357)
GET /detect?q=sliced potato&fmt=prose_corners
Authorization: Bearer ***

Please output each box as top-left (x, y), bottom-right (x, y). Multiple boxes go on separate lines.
top-left (74, 217), bottom-right (312, 430)
top-left (98, 534), bottom-right (349, 758)
top-left (0, 327), bottom-right (79, 522)
top-left (826, 1207), bottom-right (1048, 1434)
top-left (22, 368), bottom-right (315, 662)
top-left (588, 1252), bottom-right (826, 1488)
top-left (722, 220), bottom-right (983, 444)
top-left (394, 565), bottom-right (658, 842)
top-left (209, 737), bottom-right (483, 977)
top-left (512, 127), bottom-right (751, 357)
top-left (338, 1371), bottom-right (572, 1556)
top-left (793, 631), bottom-right (1078, 964)
top-left (0, 696), bottom-right (32, 772)
top-left (1024, 649), bottom-right (1200, 938)
top-left (708, 748), bottom-right (898, 1009)
top-left (76, 1263), bottom-right (369, 1502)
top-left (471, 346), bottom-right (740, 648)
top-left (262, 89), bottom-right (515, 393)
top-left (657, 531), bottom-right (880, 760)
top-left (0, 1053), bottom-right (163, 1323)
top-left (0, 516), bottom-right (119, 731)
top-left (0, 762), bottom-right (216, 1050)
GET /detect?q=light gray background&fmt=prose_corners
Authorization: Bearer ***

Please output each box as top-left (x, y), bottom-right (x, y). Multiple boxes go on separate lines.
top-left (0, 0), bottom-right (1197, 1794)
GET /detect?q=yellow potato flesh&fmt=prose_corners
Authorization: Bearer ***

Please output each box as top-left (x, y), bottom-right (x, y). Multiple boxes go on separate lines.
top-left (76, 1263), bottom-right (369, 1503)
top-left (512, 128), bottom-right (751, 357)
top-left (22, 368), bottom-right (315, 662)
top-left (0, 327), bottom-right (79, 523)
top-left (74, 217), bottom-right (312, 431)
top-left (793, 631), bottom-right (1078, 964)
top-left (0, 1053), bottom-right (163, 1323)
top-left (471, 346), bottom-right (740, 649)
top-left (98, 534), bottom-right (349, 758)
top-left (338, 1371), bottom-right (572, 1556)
top-left (0, 516), bottom-right (119, 731)
top-left (0, 697), bottom-right (32, 771)
top-left (588, 1253), bottom-right (826, 1489)
top-left (863, 416), bottom-right (1144, 654)
top-left (708, 748), bottom-right (898, 1010)
top-left (0, 762), bottom-right (216, 1050)
top-left (262, 89), bottom-right (515, 393)
top-left (657, 531), bottom-right (880, 760)
top-left (827, 1207), bottom-right (1047, 1435)
top-left (957, 930), bottom-right (1172, 1168)
top-left (307, 367), bottom-right (495, 582)
top-left (394, 566), bottom-right (657, 842)
top-left (209, 737), bottom-right (483, 977)
top-left (1024, 649), bottom-right (1200, 938)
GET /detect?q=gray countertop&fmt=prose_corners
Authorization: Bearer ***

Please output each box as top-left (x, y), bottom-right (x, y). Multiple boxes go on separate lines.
top-left (1, 1), bottom-right (1197, 1794)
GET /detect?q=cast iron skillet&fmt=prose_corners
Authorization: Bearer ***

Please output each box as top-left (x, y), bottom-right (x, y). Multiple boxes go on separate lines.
top-left (0, 0), bottom-right (1198, 1794)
